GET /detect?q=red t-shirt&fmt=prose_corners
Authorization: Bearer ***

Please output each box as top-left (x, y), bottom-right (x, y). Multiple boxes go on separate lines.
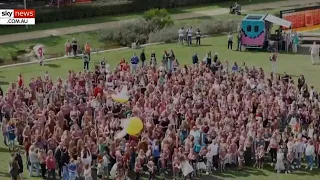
top-left (94, 87), bottom-right (103, 96)
top-left (18, 76), bottom-right (23, 87)
top-left (121, 64), bottom-right (130, 72)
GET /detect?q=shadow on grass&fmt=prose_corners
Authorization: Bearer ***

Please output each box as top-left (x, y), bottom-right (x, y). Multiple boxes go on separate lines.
top-left (0, 172), bottom-right (10, 178)
top-left (0, 146), bottom-right (9, 153)
top-left (0, 81), bottom-right (9, 86)
top-left (44, 64), bottom-right (61, 68)
top-left (257, 7), bottom-right (275, 11)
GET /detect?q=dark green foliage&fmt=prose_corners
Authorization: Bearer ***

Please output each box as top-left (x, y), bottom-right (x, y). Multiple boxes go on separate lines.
top-left (142, 9), bottom-right (174, 30)
top-left (35, 0), bottom-right (226, 24)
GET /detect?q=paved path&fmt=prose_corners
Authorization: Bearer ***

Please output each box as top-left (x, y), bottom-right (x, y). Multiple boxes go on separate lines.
top-left (0, 0), bottom-right (319, 44)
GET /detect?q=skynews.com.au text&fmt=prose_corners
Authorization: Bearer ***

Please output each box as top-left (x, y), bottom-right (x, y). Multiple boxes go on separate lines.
top-left (0, 9), bottom-right (35, 25)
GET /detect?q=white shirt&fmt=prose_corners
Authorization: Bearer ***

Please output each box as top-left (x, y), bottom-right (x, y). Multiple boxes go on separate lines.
top-left (195, 31), bottom-right (200, 37)
top-left (102, 155), bottom-right (109, 167)
top-left (84, 168), bottom-right (92, 178)
top-left (294, 141), bottom-right (304, 153)
top-left (188, 29), bottom-right (193, 36)
top-left (29, 151), bottom-right (40, 163)
top-left (207, 143), bottom-right (219, 157)
top-left (308, 128), bottom-right (314, 138)
top-left (228, 34), bottom-right (233, 42)
top-left (105, 63), bottom-right (110, 73)
top-left (81, 150), bottom-right (92, 165)
top-left (178, 29), bottom-right (184, 37)
top-left (305, 144), bottom-right (315, 156)
top-left (310, 45), bottom-right (319, 55)
top-left (310, 89), bottom-right (316, 100)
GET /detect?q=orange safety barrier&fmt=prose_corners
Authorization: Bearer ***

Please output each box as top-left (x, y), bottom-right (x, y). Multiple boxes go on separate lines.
top-left (282, 7), bottom-right (320, 29)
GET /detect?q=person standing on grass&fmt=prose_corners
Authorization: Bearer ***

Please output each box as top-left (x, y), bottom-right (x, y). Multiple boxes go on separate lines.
top-left (187, 27), bottom-right (193, 46)
top-left (206, 51), bottom-right (212, 67)
top-left (9, 153), bottom-right (19, 180)
top-left (83, 52), bottom-right (90, 71)
top-left (150, 51), bottom-right (157, 68)
top-left (85, 42), bottom-right (91, 60)
top-left (178, 27), bottom-right (185, 45)
top-left (292, 32), bottom-right (299, 53)
top-left (130, 53), bottom-right (139, 74)
top-left (65, 39), bottom-right (72, 56)
top-left (305, 139), bottom-right (315, 171)
top-left (38, 149), bottom-right (47, 180)
top-left (227, 32), bottom-right (233, 50)
top-left (46, 150), bottom-right (56, 180)
top-left (168, 49), bottom-right (175, 73)
top-left (309, 42), bottom-right (319, 65)
top-left (192, 53), bottom-right (199, 65)
top-left (72, 38), bottom-right (78, 57)
top-left (15, 150), bottom-right (23, 180)
top-left (236, 31), bottom-right (242, 51)
top-left (270, 51), bottom-right (277, 74)
top-left (140, 49), bottom-right (146, 67)
top-left (195, 28), bottom-right (201, 46)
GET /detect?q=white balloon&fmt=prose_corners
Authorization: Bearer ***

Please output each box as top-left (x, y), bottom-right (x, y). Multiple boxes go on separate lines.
top-left (120, 118), bottom-right (130, 129)
top-left (115, 130), bottom-right (127, 139)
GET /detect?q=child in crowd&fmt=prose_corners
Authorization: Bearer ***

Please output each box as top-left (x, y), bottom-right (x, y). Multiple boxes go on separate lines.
top-left (68, 159), bottom-right (78, 180)
top-left (84, 164), bottom-right (93, 180)
top-left (237, 146), bottom-right (245, 171)
top-left (275, 149), bottom-right (285, 173)
top-left (97, 159), bottom-right (104, 180)
top-left (258, 145), bottom-right (265, 169)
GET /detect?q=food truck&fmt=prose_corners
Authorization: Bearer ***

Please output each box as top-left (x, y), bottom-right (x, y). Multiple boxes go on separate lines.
top-left (241, 14), bottom-right (292, 49)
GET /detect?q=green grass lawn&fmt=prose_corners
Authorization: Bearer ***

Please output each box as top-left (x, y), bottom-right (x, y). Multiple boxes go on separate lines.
top-left (0, 36), bottom-right (319, 90)
top-left (0, 0), bottom-right (283, 35)
top-left (0, 32), bottom-right (121, 65)
top-left (0, 36), bottom-right (319, 180)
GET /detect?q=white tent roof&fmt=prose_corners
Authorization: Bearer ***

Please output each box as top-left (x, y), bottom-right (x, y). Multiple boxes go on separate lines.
top-left (264, 14), bottom-right (292, 28)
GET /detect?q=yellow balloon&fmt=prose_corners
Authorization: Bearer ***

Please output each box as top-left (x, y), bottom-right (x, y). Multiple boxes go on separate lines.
top-left (111, 94), bottom-right (129, 103)
top-left (126, 117), bottom-right (143, 136)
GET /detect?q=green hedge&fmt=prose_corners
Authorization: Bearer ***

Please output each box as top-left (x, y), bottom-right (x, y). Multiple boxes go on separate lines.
top-left (35, 2), bottom-right (135, 23)
top-left (35, 0), bottom-right (227, 24)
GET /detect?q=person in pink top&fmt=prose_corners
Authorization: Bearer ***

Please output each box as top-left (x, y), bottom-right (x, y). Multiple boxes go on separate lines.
top-left (46, 150), bottom-right (56, 179)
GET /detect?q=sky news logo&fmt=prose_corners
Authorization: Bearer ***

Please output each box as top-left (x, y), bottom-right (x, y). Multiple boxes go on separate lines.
top-left (0, 9), bottom-right (35, 25)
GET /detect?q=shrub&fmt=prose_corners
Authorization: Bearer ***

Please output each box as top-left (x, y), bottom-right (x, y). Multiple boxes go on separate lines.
top-left (98, 18), bottom-right (152, 46)
top-left (142, 9), bottom-right (174, 30)
top-left (198, 19), bottom-right (239, 35)
top-left (35, 2), bottom-right (135, 23)
top-left (148, 25), bottom-right (180, 43)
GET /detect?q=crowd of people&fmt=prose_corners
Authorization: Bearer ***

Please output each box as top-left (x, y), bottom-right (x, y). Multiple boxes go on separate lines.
top-left (3, 47), bottom-right (320, 180)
